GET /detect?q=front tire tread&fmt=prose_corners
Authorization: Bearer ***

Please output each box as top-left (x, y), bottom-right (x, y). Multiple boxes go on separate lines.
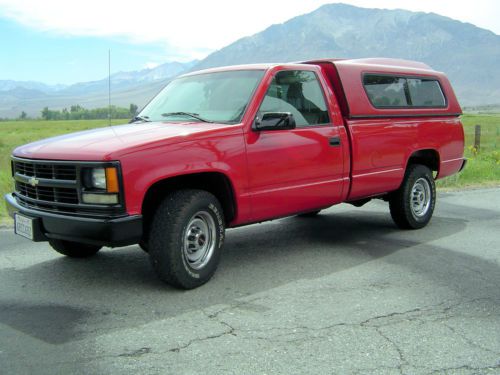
top-left (148, 189), bottom-right (225, 289)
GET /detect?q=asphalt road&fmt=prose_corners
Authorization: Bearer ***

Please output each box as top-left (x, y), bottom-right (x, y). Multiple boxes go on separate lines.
top-left (1, 188), bottom-right (499, 375)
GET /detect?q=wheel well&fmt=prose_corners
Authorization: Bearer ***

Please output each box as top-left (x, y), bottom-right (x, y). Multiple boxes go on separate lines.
top-left (407, 149), bottom-right (440, 173)
top-left (141, 173), bottom-right (236, 237)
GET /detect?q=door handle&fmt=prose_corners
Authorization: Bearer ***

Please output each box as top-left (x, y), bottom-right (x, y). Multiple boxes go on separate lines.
top-left (329, 137), bottom-right (341, 146)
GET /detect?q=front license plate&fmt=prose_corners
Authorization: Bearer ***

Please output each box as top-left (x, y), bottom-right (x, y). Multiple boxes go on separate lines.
top-left (14, 213), bottom-right (34, 240)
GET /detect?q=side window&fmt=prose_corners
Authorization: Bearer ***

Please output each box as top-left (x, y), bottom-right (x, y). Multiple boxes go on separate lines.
top-left (407, 78), bottom-right (446, 107)
top-left (363, 76), bottom-right (409, 107)
top-left (258, 70), bottom-right (330, 127)
top-left (363, 74), bottom-right (446, 108)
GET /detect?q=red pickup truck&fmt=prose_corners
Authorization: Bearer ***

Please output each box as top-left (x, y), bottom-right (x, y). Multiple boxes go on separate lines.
top-left (5, 58), bottom-right (466, 289)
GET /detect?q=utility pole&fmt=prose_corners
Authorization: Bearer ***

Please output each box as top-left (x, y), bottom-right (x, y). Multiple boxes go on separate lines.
top-left (108, 49), bottom-right (111, 126)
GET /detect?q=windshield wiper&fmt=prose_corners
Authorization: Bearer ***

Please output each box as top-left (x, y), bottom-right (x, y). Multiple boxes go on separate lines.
top-left (161, 112), bottom-right (213, 123)
top-left (129, 115), bottom-right (151, 123)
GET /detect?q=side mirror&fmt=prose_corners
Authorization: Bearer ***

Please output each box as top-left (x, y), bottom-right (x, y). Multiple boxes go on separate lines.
top-left (254, 112), bottom-right (296, 131)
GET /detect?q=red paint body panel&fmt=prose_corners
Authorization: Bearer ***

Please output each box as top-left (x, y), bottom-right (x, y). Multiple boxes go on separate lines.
top-left (13, 122), bottom-right (239, 161)
top-left (345, 116), bottom-right (464, 199)
top-left (117, 125), bottom-right (252, 222)
top-left (244, 125), bottom-right (346, 220)
top-left (11, 58), bottom-right (465, 230)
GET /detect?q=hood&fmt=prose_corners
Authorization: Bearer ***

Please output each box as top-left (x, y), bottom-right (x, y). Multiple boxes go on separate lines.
top-left (13, 121), bottom-right (240, 161)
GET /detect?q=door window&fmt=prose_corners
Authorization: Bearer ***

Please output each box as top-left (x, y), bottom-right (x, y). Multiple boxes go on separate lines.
top-left (258, 70), bottom-right (330, 127)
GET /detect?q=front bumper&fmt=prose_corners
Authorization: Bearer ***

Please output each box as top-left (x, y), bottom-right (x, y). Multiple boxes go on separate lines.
top-left (5, 193), bottom-right (142, 247)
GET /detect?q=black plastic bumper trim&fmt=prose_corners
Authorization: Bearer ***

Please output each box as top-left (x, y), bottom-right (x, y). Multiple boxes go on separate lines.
top-left (5, 193), bottom-right (142, 247)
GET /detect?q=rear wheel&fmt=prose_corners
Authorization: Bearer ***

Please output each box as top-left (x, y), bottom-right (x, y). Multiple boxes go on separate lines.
top-left (49, 239), bottom-right (101, 258)
top-left (148, 189), bottom-right (225, 289)
top-left (389, 164), bottom-right (436, 229)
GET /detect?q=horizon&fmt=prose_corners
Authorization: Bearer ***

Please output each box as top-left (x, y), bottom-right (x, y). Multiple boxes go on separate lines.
top-left (0, 0), bottom-right (499, 85)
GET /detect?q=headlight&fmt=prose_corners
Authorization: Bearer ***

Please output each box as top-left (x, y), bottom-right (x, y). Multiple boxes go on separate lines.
top-left (90, 168), bottom-right (107, 189)
top-left (82, 166), bottom-right (120, 205)
top-left (83, 167), bottom-right (119, 192)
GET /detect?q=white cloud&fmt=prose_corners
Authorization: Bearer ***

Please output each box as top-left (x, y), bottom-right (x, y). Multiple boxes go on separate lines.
top-left (0, 0), bottom-right (327, 52)
top-left (0, 0), bottom-right (498, 60)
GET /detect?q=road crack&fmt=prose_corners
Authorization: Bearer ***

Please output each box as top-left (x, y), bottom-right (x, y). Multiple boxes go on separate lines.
top-left (374, 327), bottom-right (406, 375)
top-left (167, 328), bottom-right (235, 353)
top-left (442, 322), bottom-right (500, 355)
top-left (118, 347), bottom-right (152, 357)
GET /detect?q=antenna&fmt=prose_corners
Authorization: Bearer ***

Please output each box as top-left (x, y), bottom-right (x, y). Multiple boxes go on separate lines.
top-left (108, 49), bottom-right (111, 126)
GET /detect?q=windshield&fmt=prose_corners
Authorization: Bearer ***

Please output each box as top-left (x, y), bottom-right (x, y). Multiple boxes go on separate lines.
top-left (138, 70), bottom-right (265, 124)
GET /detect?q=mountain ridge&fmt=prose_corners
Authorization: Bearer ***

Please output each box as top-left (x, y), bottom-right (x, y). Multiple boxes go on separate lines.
top-left (0, 60), bottom-right (198, 118)
top-left (0, 60), bottom-right (198, 95)
top-left (191, 3), bottom-right (500, 107)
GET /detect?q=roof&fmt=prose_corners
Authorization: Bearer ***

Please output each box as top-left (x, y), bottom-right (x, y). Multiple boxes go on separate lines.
top-left (180, 63), bottom-right (278, 77)
top-left (183, 58), bottom-right (437, 78)
top-left (305, 57), bottom-right (434, 72)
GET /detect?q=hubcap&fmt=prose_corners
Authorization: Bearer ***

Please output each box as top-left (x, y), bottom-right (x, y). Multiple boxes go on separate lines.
top-left (183, 211), bottom-right (216, 270)
top-left (410, 177), bottom-right (432, 219)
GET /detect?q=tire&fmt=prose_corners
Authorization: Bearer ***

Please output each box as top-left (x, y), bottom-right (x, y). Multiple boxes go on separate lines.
top-left (297, 210), bottom-right (321, 217)
top-left (49, 239), bottom-right (101, 258)
top-left (389, 164), bottom-right (436, 229)
top-left (148, 189), bottom-right (225, 289)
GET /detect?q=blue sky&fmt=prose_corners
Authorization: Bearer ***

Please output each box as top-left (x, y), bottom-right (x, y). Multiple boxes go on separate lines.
top-left (0, 18), bottom-right (176, 84)
top-left (1, 0), bottom-right (499, 86)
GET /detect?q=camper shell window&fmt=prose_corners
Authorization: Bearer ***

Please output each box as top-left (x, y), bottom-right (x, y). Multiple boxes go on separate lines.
top-left (363, 74), bottom-right (446, 109)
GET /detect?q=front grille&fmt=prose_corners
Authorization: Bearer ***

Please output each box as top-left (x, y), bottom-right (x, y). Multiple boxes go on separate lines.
top-left (13, 159), bottom-right (80, 214)
top-left (12, 158), bottom-right (124, 217)
top-left (15, 181), bottom-right (78, 204)
top-left (14, 160), bottom-right (77, 180)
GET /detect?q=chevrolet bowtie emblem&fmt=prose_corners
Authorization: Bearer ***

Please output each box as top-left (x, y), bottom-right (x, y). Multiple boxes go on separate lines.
top-left (28, 177), bottom-right (39, 187)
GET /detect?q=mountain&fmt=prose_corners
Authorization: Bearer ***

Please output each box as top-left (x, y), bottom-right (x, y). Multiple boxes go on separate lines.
top-left (0, 80), bottom-right (67, 93)
top-left (193, 3), bottom-right (500, 106)
top-left (0, 60), bottom-right (198, 118)
top-left (2, 4), bottom-right (500, 118)
top-left (58, 60), bottom-right (198, 97)
top-left (111, 61), bottom-right (196, 83)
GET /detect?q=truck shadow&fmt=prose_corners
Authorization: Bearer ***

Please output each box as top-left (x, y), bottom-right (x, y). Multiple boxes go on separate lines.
top-left (1, 203), bottom-right (498, 345)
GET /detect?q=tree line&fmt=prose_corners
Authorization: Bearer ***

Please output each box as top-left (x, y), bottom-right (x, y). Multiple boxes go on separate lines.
top-left (40, 104), bottom-right (139, 120)
top-left (0, 104), bottom-right (139, 121)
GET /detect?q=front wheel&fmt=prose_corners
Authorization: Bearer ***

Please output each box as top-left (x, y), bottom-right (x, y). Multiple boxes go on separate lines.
top-left (389, 164), bottom-right (436, 229)
top-left (49, 239), bottom-right (101, 258)
top-left (148, 189), bottom-right (225, 289)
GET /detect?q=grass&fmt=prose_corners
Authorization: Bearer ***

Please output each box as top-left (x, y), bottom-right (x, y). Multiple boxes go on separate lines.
top-left (0, 115), bottom-right (499, 223)
top-left (437, 114), bottom-right (500, 188)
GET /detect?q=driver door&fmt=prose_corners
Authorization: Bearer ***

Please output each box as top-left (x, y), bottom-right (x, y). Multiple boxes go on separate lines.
top-left (245, 69), bottom-right (345, 221)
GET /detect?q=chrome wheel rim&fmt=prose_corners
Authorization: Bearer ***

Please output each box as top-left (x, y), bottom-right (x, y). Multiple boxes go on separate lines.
top-left (183, 211), bottom-right (216, 270)
top-left (410, 177), bottom-right (431, 219)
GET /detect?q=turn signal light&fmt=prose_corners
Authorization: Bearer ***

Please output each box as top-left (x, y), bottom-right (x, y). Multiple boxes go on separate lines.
top-left (105, 167), bottom-right (119, 193)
